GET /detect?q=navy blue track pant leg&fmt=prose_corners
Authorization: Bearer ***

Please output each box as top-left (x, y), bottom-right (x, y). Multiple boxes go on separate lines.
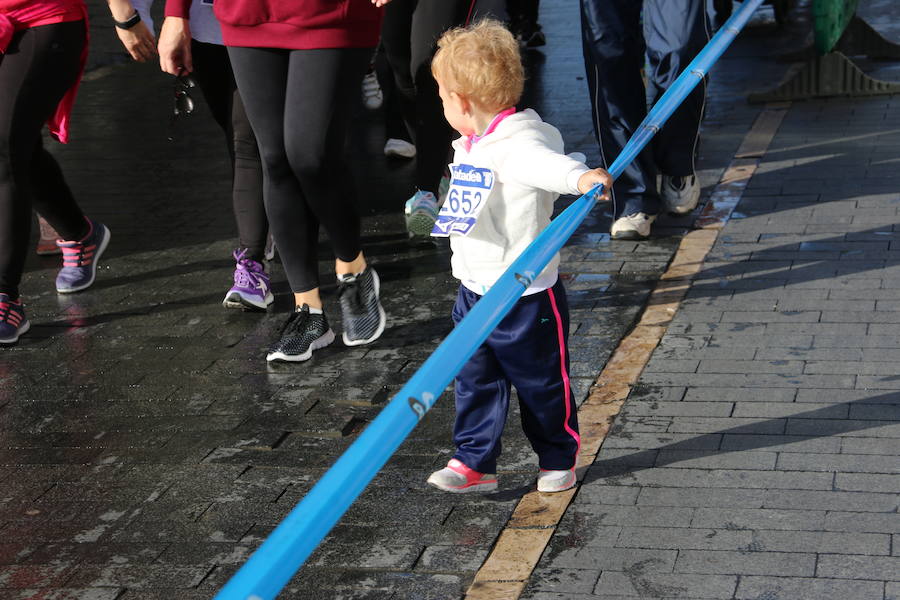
top-left (451, 279), bottom-right (580, 474)
top-left (643, 1), bottom-right (709, 176)
top-left (580, 0), bottom-right (708, 219)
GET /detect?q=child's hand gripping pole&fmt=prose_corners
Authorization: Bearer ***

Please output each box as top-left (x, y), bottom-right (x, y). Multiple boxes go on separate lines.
top-left (578, 168), bottom-right (613, 199)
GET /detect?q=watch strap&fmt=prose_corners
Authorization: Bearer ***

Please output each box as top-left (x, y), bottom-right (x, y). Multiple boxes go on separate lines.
top-left (114, 11), bottom-right (142, 30)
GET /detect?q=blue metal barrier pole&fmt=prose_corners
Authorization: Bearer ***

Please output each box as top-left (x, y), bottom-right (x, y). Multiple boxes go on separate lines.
top-left (216, 2), bottom-right (764, 598)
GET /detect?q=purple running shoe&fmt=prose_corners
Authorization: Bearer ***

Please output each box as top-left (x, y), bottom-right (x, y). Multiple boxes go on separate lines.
top-left (55, 218), bottom-right (111, 293)
top-left (0, 294), bottom-right (30, 345)
top-left (223, 248), bottom-right (274, 311)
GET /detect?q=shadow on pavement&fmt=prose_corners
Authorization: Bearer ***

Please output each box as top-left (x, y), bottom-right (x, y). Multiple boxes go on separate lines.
top-left (583, 393), bottom-right (897, 484)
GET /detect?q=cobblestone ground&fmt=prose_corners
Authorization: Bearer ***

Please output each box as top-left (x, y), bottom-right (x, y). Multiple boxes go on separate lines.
top-left (524, 1), bottom-right (900, 599)
top-left (3, 1), bottom-right (895, 599)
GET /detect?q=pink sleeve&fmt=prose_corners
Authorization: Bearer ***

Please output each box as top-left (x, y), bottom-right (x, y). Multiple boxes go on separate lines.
top-left (0, 14), bottom-right (13, 54)
top-left (164, 0), bottom-right (191, 18)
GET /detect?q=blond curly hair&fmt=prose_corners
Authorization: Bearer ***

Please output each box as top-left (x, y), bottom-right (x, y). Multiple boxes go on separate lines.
top-left (431, 19), bottom-right (524, 112)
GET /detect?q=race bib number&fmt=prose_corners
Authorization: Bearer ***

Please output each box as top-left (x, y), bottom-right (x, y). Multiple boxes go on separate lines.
top-left (431, 163), bottom-right (495, 237)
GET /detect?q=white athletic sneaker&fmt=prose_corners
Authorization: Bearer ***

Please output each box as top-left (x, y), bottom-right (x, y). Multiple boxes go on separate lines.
top-left (427, 459), bottom-right (498, 493)
top-left (537, 469), bottom-right (576, 493)
top-left (361, 71), bottom-right (383, 110)
top-left (661, 174), bottom-right (701, 215)
top-left (384, 138), bottom-right (416, 159)
top-left (610, 212), bottom-right (656, 240)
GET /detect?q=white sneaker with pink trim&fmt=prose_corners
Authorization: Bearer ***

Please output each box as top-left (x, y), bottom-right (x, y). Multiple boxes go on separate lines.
top-left (537, 468), bottom-right (576, 493)
top-left (427, 458), bottom-right (497, 493)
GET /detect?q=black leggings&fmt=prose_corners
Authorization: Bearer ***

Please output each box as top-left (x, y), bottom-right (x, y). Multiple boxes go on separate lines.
top-left (508, 0), bottom-right (540, 32)
top-left (227, 46), bottom-right (369, 293)
top-left (380, 0), bottom-right (473, 196)
top-left (190, 40), bottom-right (267, 261)
top-left (374, 43), bottom-right (412, 144)
top-left (0, 21), bottom-right (88, 298)
top-left (380, 0), bottom-right (505, 195)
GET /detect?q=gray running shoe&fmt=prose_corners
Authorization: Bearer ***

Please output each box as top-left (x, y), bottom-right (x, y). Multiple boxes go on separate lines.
top-left (266, 305), bottom-right (335, 362)
top-left (338, 267), bottom-right (386, 346)
top-left (661, 174), bottom-right (701, 215)
top-left (361, 70), bottom-right (383, 110)
top-left (384, 138), bottom-right (416, 159)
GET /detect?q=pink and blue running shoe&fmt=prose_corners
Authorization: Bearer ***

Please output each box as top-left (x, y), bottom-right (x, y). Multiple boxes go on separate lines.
top-left (223, 248), bottom-right (274, 311)
top-left (427, 459), bottom-right (498, 493)
top-left (404, 190), bottom-right (439, 239)
top-left (0, 294), bottom-right (29, 345)
top-left (55, 218), bottom-right (111, 293)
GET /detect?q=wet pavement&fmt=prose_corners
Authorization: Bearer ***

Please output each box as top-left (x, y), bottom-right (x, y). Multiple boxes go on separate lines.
top-left (3, 1), bottom-right (898, 599)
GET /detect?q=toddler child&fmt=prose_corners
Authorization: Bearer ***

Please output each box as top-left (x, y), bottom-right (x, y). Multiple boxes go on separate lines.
top-left (426, 20), bottom-right (612, 494)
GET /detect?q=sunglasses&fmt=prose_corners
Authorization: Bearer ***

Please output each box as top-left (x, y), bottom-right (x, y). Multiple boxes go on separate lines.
top-left (173, 74), bottom-right (197, 117)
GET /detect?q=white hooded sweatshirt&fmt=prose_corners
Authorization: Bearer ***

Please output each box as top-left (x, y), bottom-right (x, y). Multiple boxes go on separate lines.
top-left (446, 109), bottom-right (589, 296)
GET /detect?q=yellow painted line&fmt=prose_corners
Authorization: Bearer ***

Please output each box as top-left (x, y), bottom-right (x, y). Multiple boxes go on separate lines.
top-left (463, 102), bottom-right (788, 600)
top-left (465, 581), bottom-right (527, 600)
top-left (472, 529), bottom-right (556, 582)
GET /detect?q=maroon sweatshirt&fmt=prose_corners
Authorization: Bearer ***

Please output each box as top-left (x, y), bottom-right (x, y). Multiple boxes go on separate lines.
top-left (164, 0), bottom-right (382, 50)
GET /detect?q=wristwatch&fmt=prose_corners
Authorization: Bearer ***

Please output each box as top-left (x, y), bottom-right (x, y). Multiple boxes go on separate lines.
top-left (114, 11), bottom-right (142, 30)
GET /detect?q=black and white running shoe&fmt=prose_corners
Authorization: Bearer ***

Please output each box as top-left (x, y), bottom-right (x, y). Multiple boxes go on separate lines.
top-left (266, 305), bottom-right (335, 362)
top-left (338, 267), bottom-right (386, 346)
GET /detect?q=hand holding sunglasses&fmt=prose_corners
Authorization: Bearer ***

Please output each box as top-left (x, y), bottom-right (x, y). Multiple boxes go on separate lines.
top-left (173, 73), bottom-right (197, 117)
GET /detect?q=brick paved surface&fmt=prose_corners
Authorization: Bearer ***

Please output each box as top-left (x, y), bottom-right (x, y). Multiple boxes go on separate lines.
top-left (3, 0), bottom-right (897, 599)
top-left (524, 1), bottom-right (900, 599)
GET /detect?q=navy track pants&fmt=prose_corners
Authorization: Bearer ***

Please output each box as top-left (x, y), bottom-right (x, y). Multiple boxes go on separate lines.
top-left (581, 0), bottom-right (709, 219)
top-left (451, 278), bottom-right (580, 474)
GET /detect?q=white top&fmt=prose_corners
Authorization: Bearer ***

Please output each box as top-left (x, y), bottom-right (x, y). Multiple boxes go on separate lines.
top-left (132, 0), bottom-right (223, 46)
top-left (447, 109), bottom-right (589, 296)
